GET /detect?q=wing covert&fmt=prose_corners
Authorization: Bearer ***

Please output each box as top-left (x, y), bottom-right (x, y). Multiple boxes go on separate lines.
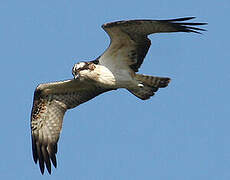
top-left (100, 17), bottom-right (206, 72)
top-left (31, 79), bottom-right (113, 174)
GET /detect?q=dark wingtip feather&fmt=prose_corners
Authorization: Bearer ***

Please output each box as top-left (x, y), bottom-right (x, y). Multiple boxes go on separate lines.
top-left (32, 153), bottom-right (38, 164)
top-left (179, 25), bottom-right (207, 34)
top-left (51, 156), bottom-right (57, 168)
top-left (32, 138), bottom-right (59, 174)
top-left (32, 138), bottom-right (38, 163)
top-left (47, 166), bottom-right (52, 174)
top-left (175, 22), bottom-right (207, 26)
top-left (48, 144), bottom-right (58, 168)
top-left (39, 160), bottom-right (45, 175)
top-left (42, 146), bottom-right (52, 174)
top-left (162, 17), bottom-right (196, 22)
top-left (161, 17), bottom-right (207, 34)
top-left (35, 143), bottom-right (45, 174)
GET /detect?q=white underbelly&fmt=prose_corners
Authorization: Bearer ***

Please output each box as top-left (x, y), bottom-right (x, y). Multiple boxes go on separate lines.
top-left (95, 65), bottom-right (134, 88)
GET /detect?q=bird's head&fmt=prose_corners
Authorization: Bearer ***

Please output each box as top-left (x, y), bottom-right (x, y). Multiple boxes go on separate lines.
top-left (72, 62), bottom-right (96, 79)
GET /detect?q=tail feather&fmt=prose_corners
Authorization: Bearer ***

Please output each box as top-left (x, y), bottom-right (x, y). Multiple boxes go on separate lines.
top-left (128, 74), bottom-right (170, 100)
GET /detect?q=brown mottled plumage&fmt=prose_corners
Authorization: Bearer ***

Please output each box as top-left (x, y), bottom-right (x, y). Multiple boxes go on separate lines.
top-left (31, 17), bottom-right (206, 174)
top-left (31, 79), bottom-right (114, 174)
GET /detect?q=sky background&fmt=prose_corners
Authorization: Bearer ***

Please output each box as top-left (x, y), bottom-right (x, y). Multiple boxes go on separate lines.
top-left (0, 0), bottom-right (229, 179)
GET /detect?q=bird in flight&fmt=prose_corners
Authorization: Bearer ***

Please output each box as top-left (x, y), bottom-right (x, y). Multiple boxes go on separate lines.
top-left (31, 17), bottom-right (206, 174)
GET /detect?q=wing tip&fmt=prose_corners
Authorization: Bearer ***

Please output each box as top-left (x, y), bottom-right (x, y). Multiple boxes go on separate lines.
top-left (164, 16), bottom-right (196, 22)
top-left (32, 138), bottom-right (58, 175)
top-left (102, 16), bottom-right (207, 34)
top-left (162, 17), bottom-right (207, 34)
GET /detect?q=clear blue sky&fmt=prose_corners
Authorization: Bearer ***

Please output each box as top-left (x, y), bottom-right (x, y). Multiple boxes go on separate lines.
top-left (0, 0), bottom-right (229, 179)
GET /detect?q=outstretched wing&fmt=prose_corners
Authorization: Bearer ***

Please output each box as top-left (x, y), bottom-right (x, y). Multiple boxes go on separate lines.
top-left (100, 17), bottom-right (207, 72)
top-left (31, 79), bottom-right (113, 174)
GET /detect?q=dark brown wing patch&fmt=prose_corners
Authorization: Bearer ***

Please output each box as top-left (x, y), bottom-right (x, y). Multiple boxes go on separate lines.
top-left (31, 89), bottom-right (66, 174)
top-left (101, 17), bottom-right (206, 72)
top-left (31, 79), bottom-right (114, 174)
top-left (129, 39), bottom-right (151, 72)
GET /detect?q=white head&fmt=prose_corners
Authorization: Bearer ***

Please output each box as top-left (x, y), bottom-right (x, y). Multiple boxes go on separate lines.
top-left (72, 62), bottom-right (95, 79)
top-left (72, 62), bottom-right (87, 79)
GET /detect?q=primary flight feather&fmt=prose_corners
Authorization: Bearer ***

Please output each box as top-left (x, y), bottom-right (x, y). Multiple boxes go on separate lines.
top-left (31, 17), bottom-right (206, 174)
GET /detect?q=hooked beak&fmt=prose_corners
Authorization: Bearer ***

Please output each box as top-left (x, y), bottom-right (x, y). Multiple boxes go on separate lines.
top-left (72, 68), bottom-right (80, 79)
top-left (74, 72), bottom-right (80, 79)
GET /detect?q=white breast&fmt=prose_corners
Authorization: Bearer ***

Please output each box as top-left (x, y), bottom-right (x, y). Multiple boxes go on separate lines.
top-left (94, 64), bottom-right (134, 88)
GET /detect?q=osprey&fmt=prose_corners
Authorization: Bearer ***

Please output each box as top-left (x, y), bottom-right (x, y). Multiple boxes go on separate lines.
top-left (31, 17), bottom-right (206, 174)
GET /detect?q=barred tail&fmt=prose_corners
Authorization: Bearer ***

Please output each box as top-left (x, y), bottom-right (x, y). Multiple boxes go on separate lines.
top-left (128, 74), bottom-right (171, 100)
